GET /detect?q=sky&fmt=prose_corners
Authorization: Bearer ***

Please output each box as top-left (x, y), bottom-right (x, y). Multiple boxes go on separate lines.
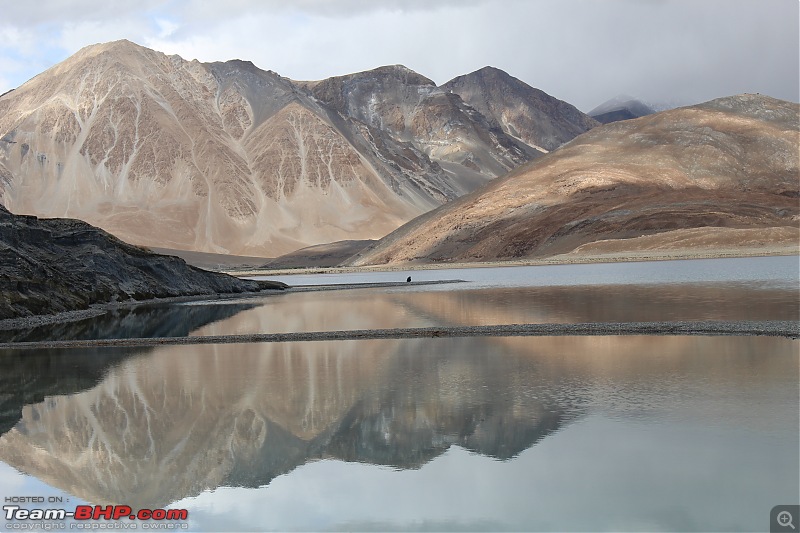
top-left (0, 0), bottom-right (797, 112)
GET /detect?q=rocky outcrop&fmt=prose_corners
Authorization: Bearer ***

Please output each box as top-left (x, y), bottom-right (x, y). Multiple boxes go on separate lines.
top-left (0, 204), bottom-right (280, 320)
top-left (351, 94), bottom-right (800, 265)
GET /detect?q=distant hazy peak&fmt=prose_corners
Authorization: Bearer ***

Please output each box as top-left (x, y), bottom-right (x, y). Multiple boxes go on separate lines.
top-left (589, 95), bottom-right (655, 117)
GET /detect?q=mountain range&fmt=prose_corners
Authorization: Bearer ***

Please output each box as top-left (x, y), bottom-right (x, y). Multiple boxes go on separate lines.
top-left (351, 94), bottom-right (799, 265)
top-left (0, 40), bottom-right (595, 257)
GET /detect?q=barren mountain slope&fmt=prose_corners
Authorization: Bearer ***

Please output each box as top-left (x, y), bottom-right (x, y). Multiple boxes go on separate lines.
top-left (0, 41), bottom-right (537, 256)
top-left (302, 65), bottom-right (542, 188)
top-left (442, 66), bottom-right (599, 151)
top-left (351, 94), bottom-right (799, 265)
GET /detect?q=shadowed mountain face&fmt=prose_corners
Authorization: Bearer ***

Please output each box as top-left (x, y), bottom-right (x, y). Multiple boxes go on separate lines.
top-left (351, 94), bottom-right (800, 265)
top-left (443, 66), bottom-right (599, 152)
top-left (0, 204), bottom-right (269, 319)
top-left (0, 41), bottom-right (588, 256)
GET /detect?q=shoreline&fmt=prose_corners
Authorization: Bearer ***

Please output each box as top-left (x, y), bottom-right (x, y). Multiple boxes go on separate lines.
top-left (228, 247), bottom-right (798, 277)
top-left (0, 289), bottom-right (281, 332)
top-left (1, 251), bottom-right (796, 337)
top-left (1, 321), bottom-right (796, 350)
top-left (0, 280), bottom-right (462, 333)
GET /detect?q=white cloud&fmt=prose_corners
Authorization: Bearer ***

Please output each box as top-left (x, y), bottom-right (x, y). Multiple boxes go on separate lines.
top-left (155, 18), bottom-right (180, 39)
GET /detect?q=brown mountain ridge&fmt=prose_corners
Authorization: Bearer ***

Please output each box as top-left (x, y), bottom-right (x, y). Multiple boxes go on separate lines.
top-left (350, 94), bottom-right (799, 265)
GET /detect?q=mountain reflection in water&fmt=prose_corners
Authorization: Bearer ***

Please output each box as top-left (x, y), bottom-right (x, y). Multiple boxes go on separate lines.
top-left (0, 333), bottom-right (796, 515)
top-left (187, 282), bottom-right (798, 338)
top-left (0, 336), bottom-right (570, 509)
top-left (0, 301), bottom-right (258, 343)
top-left (0, 302), bottom-right (258, 435)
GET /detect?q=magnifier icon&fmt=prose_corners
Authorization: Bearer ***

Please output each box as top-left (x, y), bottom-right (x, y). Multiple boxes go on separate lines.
top-left (778, 511), bottom-right (796, 530)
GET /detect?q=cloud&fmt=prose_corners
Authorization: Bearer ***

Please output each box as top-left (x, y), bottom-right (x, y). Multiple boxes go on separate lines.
top-left (177, 0), bottom-right (488, 19)
top-left (0, 0), bottom-right (167, 26)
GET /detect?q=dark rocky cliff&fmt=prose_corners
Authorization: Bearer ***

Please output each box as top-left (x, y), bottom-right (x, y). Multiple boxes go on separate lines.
top-left (0, 205), bottom-right (281, 320)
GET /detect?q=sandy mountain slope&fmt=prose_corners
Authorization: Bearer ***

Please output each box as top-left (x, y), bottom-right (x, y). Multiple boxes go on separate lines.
top-left (443, 66), bottom-right (599, 152)
top-left (350, 94), bottom-right (799, 265)
top-left (0, 41), bottom-right (591, 257)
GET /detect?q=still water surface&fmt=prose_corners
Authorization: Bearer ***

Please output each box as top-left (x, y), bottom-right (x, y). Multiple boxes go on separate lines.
top-left (2, 256), bottom-right (797, 342)
top-left (0, 256), bottom-right (797, 531)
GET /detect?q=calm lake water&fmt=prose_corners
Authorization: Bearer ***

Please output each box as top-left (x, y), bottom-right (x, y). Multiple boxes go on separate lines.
top-left (0, 256), bottom-right (798, 531)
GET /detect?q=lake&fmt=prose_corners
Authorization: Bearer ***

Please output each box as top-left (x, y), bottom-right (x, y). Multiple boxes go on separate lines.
top-left (0, 256), bottom-right (797, 531)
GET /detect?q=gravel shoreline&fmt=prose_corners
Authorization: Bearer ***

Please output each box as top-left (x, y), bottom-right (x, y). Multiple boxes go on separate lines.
top-left (0, 321), bottom-right (796, 350)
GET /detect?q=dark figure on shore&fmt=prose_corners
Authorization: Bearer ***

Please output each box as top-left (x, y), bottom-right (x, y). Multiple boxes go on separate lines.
top-left (406, 276), bottom-right (412, 282)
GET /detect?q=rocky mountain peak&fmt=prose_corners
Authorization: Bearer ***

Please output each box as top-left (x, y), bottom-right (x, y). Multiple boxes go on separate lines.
top-left (442, 67), bottom-right (599, 152)
top-left (455, 65), bottom-right (517, 85)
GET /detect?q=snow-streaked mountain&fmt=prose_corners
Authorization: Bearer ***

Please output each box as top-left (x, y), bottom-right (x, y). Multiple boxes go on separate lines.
top-left (0, 41), bottom-right (590, 256)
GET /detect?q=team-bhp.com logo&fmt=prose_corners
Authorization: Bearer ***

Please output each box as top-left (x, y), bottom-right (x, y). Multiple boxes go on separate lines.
top-left (4, 503), bottom-right (189, 529)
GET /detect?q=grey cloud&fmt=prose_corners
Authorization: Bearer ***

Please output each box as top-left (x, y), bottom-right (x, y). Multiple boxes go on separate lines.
top-left (179, 0), bottom-right (489, 19)
top-left (0, 0), bottom-right (168, 25)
